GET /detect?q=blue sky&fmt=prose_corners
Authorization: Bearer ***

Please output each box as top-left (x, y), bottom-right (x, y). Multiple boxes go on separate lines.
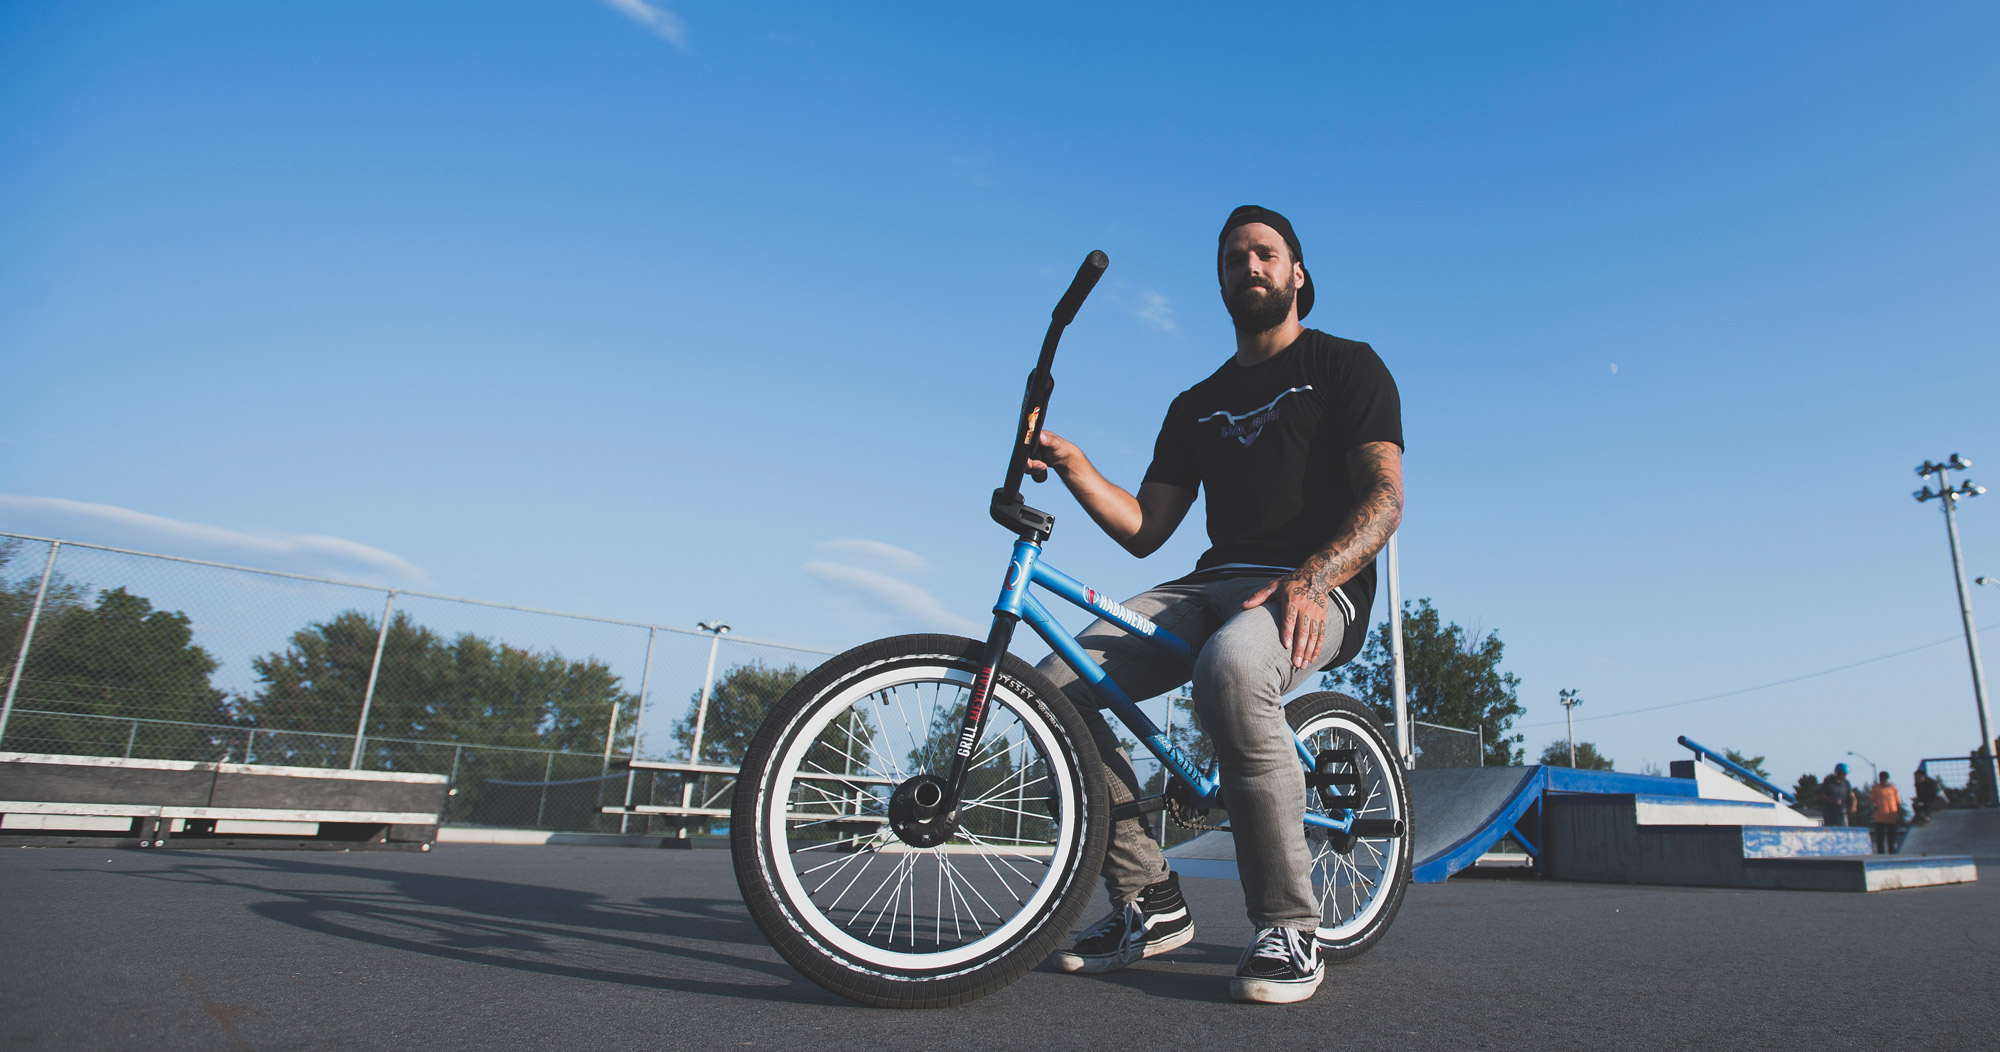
top-left (4, 2), bottom-right (1998, 788)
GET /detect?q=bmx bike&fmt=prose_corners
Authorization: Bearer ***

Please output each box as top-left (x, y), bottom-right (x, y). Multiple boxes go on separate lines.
top-left (730, 251), bottom-right (1411, 1008)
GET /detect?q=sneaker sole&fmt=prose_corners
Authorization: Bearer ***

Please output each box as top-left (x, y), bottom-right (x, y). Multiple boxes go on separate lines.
top-left (1052, 923), bottom-right (1195, 975)
top-left (1230, 966), bottom-right (1324, 1004)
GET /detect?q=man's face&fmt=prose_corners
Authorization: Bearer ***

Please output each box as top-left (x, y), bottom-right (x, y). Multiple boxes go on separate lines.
top-left (1219, 223), bottom-right (1303, 334)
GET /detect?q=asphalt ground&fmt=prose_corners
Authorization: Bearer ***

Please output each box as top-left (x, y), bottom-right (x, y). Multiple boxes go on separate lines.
top-left (2, 844), bottom-right (1994, 1052)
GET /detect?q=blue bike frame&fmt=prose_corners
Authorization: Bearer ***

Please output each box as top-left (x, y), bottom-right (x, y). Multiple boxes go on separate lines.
top-left (991, 538), bottom-right (1354, 836)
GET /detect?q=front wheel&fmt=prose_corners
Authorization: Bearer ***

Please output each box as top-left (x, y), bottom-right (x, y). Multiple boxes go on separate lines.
top-left (1285, 691), bottom-right (1411, 961)
top-left (731, 634), bottom-right (1110, 1008)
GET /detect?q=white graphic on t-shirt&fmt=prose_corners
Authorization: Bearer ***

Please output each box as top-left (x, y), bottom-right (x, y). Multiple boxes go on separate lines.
top-left (1197, 385), bottom-right (1313, 447)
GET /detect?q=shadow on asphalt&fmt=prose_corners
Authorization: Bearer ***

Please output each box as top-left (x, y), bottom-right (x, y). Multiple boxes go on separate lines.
top-left (63, 852), bottom-right (849, 1007)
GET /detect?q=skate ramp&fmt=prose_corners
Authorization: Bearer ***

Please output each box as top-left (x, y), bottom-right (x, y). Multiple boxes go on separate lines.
top-left (1899, 808), bottom-right (2000, 861)
top-left (1404, 766), bottom-right (1542, 881)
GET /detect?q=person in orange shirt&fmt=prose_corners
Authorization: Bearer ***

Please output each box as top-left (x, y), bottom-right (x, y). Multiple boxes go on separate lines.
top-left (1869, 772), bottom-right (1903, 854)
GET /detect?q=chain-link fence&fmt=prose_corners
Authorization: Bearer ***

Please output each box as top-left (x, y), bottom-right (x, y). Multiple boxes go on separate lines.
top-left (1919, 755), bottom-right (1997, 807)
top-left (0, 533), bottom-right (834, 832)
top-left (1408, 719), bottom-right (1482, 769)
top-left (0, 532), bottom-right (1493, 836)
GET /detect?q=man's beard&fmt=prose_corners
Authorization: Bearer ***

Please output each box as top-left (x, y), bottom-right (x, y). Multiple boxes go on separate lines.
top-left (1224, 276), bottom-right (1295, 334)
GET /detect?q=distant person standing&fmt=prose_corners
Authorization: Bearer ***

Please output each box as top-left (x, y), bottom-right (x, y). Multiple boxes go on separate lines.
top-left (1819, 763), bottom-right (1857, 827)
top-left (1868, 772), bottom-right (1903, 854)
top-left (1913, 767), bottom-right (1946, 824)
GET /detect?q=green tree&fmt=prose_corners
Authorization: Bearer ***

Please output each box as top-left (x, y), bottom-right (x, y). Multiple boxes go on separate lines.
top-left (1538, 739), bottom-right (1615, 771)
top-left (1164, 688), bottom-right (1214, 772)
top-left (1791, 772), bottom-right (1822, 817)
top-left (240, 609), bottom-right (640, 768)
top-left (669, 661), bottom-right (805, 764)
top-left (1324, 598), bottom-right (1525, 765)
top-left (7, 586), bottom-right (230, 757)
top-left (0, 539), bottom-right (89, 685)
top-left (1722, 748), bottom-right (1770, 780)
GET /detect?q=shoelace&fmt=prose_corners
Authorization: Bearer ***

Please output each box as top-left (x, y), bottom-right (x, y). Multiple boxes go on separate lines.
top-left (1247, 927), bottom-right (1307, 965)
top-left (1081, 903), bottom-right (1140, 941)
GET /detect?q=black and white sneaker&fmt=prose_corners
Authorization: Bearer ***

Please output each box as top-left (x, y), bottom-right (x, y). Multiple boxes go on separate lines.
top-left (1052, 872), bottom-right (1194, 974)
top-left (1231, 926), bottom-right (1324, 1004)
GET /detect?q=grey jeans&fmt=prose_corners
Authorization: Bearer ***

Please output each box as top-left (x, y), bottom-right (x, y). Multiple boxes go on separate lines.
top-left (1033, 570), bottom-right (1344, 931)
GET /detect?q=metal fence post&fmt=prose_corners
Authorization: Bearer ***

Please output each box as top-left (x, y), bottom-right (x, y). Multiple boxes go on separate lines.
top-left (349, 589), bottom-right (396, 770)
top-left (536, 749), bottom-right (555, 828)
top-left (124, 720), bottom-right (138, 758)
top-left (682, 622), bottom-right (729, 835)
top-left (1159, 696), bottom-right (1174, 848)
top-left (0, 540), bottom-right (61, 748)
top-left (618, 626), bottom-right (657, 833)
top-left (1386, 534), bottom-right (1410, 770)
top-left (687, 623), bottom-right (729, 768)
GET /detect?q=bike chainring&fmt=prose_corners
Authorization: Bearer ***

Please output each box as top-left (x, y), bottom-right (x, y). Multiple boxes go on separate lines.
top-left (1164, 777), bottom-right (1227, 833)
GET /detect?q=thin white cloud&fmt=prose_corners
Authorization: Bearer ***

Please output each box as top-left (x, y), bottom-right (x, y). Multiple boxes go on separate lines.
top-left (817, 538), bottom-right (929, 574)
top-left (599, 0), bottom-right (688, 49)
top-left (804, 561), bottom-right (980, 634)
top-left (0, 495), bottom-right (426, 584)
top-left (1135, 290), bottom-right (1176, 333)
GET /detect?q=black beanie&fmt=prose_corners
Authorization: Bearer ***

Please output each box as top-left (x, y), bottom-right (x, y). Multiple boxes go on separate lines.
top-left (1217, 204), bottom-right (1314, 320)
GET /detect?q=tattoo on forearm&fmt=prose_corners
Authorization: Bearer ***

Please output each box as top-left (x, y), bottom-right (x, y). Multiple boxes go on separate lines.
top-left (1288, 443), bottom-right (1404, 599)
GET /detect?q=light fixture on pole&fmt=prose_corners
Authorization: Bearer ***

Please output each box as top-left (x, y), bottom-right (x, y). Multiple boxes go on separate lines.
top-left (1915, 453), bottom-right (1996, 806)
top-left (1559, 689), bottom-right (1582, 768)
top-left (1846, 750), bottom-right (1877, 783)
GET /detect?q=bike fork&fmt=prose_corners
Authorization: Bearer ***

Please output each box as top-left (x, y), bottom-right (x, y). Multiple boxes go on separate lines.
top-left (938, 614), bottom-right (1019, 820)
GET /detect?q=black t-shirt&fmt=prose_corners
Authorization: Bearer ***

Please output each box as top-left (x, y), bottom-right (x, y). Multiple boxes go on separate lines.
top-left (1143, 329), bottom-right (1404, 619)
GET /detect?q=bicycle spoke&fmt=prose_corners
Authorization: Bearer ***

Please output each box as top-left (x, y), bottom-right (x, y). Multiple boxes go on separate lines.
top-left (804, 840), bottom-right (880, 891)
top-left (823, 839), bottom-right (895, 916)
top-left (862, 851), bottom-right (913, 940)
top-left (937, 848), bottom-right (1008, 922)
top-left (957, 831), bottom-right (1041, 905)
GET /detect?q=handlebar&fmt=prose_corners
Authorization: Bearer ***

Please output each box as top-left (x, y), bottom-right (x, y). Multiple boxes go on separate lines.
top-left (1051, 251), bottom-right (1109, 327)
top-left (993, 250), bottom-right (1110, 538)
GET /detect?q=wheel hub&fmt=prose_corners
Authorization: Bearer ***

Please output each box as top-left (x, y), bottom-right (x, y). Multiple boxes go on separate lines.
top-left (888, 774), bottom-right (957, 848)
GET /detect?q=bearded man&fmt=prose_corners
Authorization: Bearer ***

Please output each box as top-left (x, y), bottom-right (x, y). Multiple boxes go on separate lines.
top-left (1027, 205), bottom-right (1405, 1003)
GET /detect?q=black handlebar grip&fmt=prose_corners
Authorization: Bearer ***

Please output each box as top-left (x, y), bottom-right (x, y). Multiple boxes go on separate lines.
top-left (1051, 250), bottom-right (1109, 326)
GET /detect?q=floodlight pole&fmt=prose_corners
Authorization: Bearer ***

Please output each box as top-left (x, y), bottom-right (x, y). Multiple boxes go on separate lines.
top-left (1916, 455), bottom-right (1996, 805)
top-left (1559, 689), bottom-right (1582, 768)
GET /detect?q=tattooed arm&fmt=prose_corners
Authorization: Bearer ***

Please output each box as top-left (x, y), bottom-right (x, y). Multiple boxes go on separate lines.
top-left (1243, 440), bottom-right (1405, 669)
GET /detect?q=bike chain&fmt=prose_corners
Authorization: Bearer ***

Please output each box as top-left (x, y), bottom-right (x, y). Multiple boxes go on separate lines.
top-left (1163, 778), bottom-right (1227, 832)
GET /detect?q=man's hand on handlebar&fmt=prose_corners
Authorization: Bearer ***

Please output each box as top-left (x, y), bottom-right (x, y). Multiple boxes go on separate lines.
top-left (1025, 430), bottom-right (1195, 559)
top-left (1024, 429), bottom-right (1078, 484)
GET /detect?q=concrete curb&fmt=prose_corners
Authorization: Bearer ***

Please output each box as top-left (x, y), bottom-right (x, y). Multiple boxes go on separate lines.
top-left (436, 827), bottom-right (728, 849)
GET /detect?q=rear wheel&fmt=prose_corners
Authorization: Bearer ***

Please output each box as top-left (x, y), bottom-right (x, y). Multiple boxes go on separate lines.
top-left (731, 634), bottom-right (1109, 1007)
top-left (1285, 691), bottom-right (1411, 961)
